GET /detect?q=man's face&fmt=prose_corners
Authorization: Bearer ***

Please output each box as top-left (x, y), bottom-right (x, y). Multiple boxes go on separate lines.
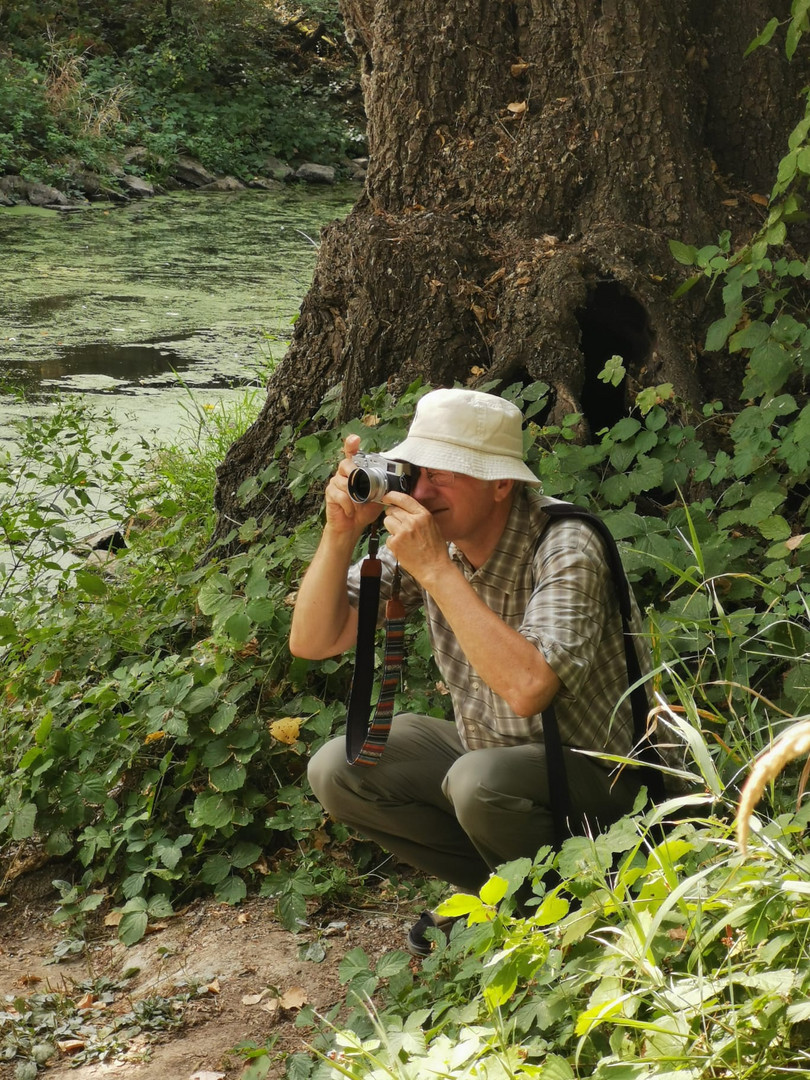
top-left (409, 466), bottom-right (512, 547)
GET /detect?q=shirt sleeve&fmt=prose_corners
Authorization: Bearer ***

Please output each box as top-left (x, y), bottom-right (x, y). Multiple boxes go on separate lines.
top-left (519, 519), bottom-right (615, 699)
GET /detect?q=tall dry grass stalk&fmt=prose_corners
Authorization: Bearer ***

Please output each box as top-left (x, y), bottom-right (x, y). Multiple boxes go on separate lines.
top-left (737, 717), bottom-right (810, 854)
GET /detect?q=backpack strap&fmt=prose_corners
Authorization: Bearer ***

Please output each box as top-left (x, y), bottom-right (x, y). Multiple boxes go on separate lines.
top-left (539, 503), bottom-right (666, 845)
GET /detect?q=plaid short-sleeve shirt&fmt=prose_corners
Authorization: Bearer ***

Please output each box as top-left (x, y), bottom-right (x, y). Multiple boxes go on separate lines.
top-left (347, 489), bottom-right (650, 757)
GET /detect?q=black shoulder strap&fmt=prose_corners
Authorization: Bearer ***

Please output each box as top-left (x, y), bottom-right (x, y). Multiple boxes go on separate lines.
top-left (539, 502), bottom-right (666, 845)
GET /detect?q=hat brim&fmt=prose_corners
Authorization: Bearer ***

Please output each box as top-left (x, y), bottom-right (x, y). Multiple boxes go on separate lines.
top-left (382, 435), bottom-right (541, 485)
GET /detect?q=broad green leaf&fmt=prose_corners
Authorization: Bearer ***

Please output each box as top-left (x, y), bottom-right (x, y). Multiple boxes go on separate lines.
top-left (182, 683), bottom-right (219, 715)
top-left (437, 892), bottom-right (483, 917)
top-left (75, 569), bottom-right (107, 597)
top-left (118, 909), bottom-right (149, 946)
top-left (216, 875), bottom-right (247, 904)
top-left (225, 611), bottom-right (253, 642)
top-left (210, 760), bottom-right (247, 792)
top-left (201, 854), bottom-right (232, 884)
top-left (479, 873), bottom-right (508, 906)
top-left (669, 239), bottom-right (698, 265)
top-left (11, 802), bottom-right (37, 840)
top-left (191, 791), bottom-right (235, 828)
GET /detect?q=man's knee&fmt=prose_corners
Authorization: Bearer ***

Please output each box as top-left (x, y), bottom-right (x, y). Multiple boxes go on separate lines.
top-left (307, 736), bottom-right (346, 811)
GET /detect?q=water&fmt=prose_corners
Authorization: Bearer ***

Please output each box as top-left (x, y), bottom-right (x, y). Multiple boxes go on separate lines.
top-left (0, 184), bottom-right (357, 441)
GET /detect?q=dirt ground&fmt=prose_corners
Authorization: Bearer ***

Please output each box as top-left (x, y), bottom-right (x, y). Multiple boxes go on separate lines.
top-left (0, 864), bottom-right (419, 1080)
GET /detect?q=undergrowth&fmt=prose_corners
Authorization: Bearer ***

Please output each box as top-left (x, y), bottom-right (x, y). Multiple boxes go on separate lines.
top-left (4, 11), bottom-right (810, 1079)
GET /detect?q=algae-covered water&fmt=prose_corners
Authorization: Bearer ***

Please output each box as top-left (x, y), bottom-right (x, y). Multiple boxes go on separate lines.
top-left (0, 184), bottom-right (356, 441)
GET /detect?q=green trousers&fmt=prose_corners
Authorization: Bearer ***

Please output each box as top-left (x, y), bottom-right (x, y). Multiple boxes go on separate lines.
top-left (307, 713), bottom-right (642, 892)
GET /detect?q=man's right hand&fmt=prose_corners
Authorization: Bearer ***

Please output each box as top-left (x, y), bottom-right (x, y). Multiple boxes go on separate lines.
top-left (324, 434), bottom-right (384, 536)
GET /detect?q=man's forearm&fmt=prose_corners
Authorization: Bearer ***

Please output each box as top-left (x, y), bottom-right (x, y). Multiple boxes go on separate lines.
top-left (289, 524), bottom-right (361, 659)
top-left (423, 563), bottom-right (560, 717)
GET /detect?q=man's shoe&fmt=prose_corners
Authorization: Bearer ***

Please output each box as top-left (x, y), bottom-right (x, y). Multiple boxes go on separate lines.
top-left (405, 910), bottom-right (461, 958)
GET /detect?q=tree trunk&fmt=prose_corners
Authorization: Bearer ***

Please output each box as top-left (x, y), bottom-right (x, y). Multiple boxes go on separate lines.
top-left (214, 0), bottom-right (807, 536)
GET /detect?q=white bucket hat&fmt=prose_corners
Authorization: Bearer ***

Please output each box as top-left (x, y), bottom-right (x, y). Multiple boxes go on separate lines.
top-left (382, 388), bottom-right (541, 484)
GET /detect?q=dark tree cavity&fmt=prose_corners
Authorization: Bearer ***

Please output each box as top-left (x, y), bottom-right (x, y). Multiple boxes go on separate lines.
top-left (214, 0), bottom-right (808, 535)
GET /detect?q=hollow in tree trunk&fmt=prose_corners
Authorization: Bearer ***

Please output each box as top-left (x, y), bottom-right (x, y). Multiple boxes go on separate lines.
top-left (214, 0), bottom-right (808, 537)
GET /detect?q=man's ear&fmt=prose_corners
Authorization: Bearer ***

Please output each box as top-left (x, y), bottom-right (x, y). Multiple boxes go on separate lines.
top-left (493, 477), bottom-right (515, 502)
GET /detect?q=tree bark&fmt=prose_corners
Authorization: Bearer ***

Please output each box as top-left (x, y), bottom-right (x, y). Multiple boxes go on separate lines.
top-left (214, 0), bottom-right (808, 537)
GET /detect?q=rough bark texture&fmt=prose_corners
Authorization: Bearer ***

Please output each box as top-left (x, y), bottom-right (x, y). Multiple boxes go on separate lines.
top-left (214, 0), bottom-right (807, 536)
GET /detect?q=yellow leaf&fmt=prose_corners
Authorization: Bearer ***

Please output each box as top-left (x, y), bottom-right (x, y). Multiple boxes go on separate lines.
top-left (144, 730), bottom-right (166, 744)
top-left (270, 716), bottom-right (303, 745)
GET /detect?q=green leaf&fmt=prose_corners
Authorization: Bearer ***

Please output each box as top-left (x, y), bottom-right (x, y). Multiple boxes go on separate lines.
top-left (479, 873), bottom-right (508, 906)
top-left (437, 892), bottom-right (484, 917)
top-left (209, 759), bottom-right (247, 792)
top-left (669, 239), bottom-right (698, 265)
top-left (197, 573), bottom-right (233, 616)
top-left (11, 802), bottom-right (37, 840)
top-left (231, 840), bottom-right (263, 868)
top-left (201, 854), bottom-right (232, 884)
top-left (0, 615), bottom-right (18, 643)
top-left (191, 791), bottom-right (236, 828)
top-left (118, 909), bottom-right (149, 946)
top-left (744, 16), bottom-right (779, 55)
top-left (182, 683), bottom-right (219, 715)
top-left (224, 611), bottom-right (253, 643)
top-left (706, 314), bottom-right (739, 352)
top-left (75, 569), bottom-right (107, 597)
top-left (216, 875), bottom-right (247, 904)
top-left (339, 947), bottom-right (371, 984)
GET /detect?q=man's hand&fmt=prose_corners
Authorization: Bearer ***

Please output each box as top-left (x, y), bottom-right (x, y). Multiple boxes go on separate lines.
top-left (324, 434), bottom-right (384, 537)
top-left (381, 489), bottom-right (452, 584)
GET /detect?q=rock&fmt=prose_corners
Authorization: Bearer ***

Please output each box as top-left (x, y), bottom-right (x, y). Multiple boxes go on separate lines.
top-left (172, 155), bottom-right (216, 187)
top-left (200, 176), bottom-right (245, 192)
top-left (25, 182), bottom-right (70, 206)
top-left (247, 176), bottom-right (283, 191)
top-left (119, 174), bottom-right (156, 197)
top-left (76, 171), bottom-right (127, 201)
top-left (295, 163), bottom-right (336, 185)
top-left (259, 155), bottom-right (294, 182)
top-left (0, 194), bottom-right (15, 207)
top-left (0, 174), bottom-right (27, 195)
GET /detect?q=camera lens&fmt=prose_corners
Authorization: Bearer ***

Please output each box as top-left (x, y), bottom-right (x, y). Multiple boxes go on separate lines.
top-left (348, 467), bottom-right (385, 503)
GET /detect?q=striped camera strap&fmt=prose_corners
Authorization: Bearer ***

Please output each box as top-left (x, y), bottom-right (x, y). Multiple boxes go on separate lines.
top-left (345, 530), bottom-right (406, 766)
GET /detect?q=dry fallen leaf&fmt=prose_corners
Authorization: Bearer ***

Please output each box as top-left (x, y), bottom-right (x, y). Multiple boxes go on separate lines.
top-left (510, 62), bottom-right (530, 77)
top-left (280, 986), bottom-right (308, 1010)
top-left (786, 533), bottom-right (807, 551)
top-left (104, 911), bottom-right (122, 927)
top-left (270, 716), bottom-right (303, 745)
top-left (205, 978), bottom-right (221, 995)
top-left (506, 100), bottom-right (527, 115)
top-left (750, 193), bottom-right (769, 206)
top-left (242, 990), bottom-right (270, 1006)
top-left (361, 413), bottom-right (380, 426)
top-left (57, 1039), bottom-right (86, 1054)
top-left (189, 1073), bottom-right (226, 1080)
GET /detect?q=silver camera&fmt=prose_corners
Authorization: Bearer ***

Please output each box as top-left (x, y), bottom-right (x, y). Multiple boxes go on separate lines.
top-left (347, 452), bottom-right (416, 503)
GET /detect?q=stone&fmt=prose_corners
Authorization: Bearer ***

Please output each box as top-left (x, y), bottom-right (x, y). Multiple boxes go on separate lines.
top-left (200, 176), bottom-right (245, 192)
top-left (26, 183), bottom-right (69, 206)
top-left (172, 155), bottom-right (216, 187)
top-left (119, 174), bottom-right (156, 197)
top-left (294, 163), bottom-right (336, 185)
top-left (259, 155), bottom-right (294, 181)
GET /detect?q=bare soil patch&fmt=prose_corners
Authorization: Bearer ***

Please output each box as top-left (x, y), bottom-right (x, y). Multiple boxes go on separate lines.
top-left (1, 866), bottom-right (417, 1080)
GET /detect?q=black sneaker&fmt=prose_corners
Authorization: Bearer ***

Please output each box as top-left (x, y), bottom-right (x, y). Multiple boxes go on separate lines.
top-left (405, 910), bottom-right (461, 958)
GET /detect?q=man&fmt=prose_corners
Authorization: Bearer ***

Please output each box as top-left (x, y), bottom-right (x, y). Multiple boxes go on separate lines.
top-left (289, 388), bottom-right (648, 952)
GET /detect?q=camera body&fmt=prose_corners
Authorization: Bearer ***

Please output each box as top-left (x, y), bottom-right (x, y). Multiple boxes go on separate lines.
top-left (347, 452), bottom-right (416, 503)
